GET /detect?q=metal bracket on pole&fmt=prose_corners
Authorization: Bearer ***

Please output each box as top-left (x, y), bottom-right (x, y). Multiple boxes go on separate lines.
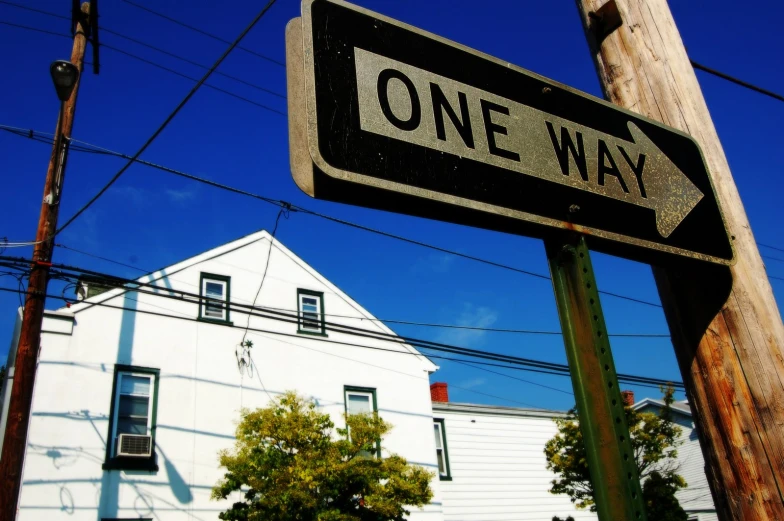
top-left (546, 236), bottom-right (647, 521)
top-left (589, 0), bottom-right (623, 44)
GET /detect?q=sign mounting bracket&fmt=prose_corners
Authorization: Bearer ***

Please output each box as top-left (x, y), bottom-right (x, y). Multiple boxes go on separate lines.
top-left (589, 0), bottom-right (623, 44)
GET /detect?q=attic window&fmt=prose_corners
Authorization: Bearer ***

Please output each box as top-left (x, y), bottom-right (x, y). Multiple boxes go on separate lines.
top-left (297, 289), bottom-right (325, 336)
top-left (199, 273), bottom-right (231, 323)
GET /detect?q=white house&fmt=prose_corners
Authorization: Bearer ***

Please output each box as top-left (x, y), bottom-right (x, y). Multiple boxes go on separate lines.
top-left (633, 396), bottom-right (718, 521)
top-left (430, 383), bottom-right (597, 521)
top-left (0, 230), bottom-right (445, 521)
top-left (430, 383), bottom-right (717, 521)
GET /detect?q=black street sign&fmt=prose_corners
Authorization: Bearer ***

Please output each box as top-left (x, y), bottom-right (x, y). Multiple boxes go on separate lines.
top-left (286, 0), bottom-right (733, 265)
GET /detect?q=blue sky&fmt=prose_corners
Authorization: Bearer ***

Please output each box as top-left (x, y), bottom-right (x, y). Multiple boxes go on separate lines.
top-left (0, 0), bottom-right (782, 411)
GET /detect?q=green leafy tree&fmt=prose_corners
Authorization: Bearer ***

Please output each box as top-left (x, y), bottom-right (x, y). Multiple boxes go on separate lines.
top-left (544, 386), bottom-right (687, 520)
top-left (212, 391), bottom-right (433, 521)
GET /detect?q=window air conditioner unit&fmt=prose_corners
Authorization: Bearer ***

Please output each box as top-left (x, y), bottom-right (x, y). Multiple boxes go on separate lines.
top-left (117, 433), bottom-right (153, 458)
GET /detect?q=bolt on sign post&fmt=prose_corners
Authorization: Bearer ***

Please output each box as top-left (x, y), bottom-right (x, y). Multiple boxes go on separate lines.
top-left (285, 1), bottom-right (734, 519)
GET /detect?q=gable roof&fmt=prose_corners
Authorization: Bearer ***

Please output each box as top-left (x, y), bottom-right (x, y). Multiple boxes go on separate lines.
top-left (632, 397), bottom-right (693, 416)
top-left (432, 401), bottom-right (569, 419)
top-left (61, 229), bottom-right (437, 371)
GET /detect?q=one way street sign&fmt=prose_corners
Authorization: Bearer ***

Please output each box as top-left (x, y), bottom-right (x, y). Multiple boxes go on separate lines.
top-left (287, 0), bottom-right (733, 265)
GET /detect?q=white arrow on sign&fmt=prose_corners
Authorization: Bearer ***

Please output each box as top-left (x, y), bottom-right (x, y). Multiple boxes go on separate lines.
top-left (354, 48), bottom-right (703, 238)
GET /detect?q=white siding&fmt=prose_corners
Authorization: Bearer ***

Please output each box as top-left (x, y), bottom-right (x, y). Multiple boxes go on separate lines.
top-left (435, 405), bottom-right (597, 521)
top-left (671, 415), bottom-right (716, 518)
top-left (636, 402), bottom-right (717, 519)
top-left (9, 231), bottom-right (443, 521)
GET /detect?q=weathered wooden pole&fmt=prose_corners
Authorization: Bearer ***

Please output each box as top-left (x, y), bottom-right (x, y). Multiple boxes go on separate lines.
top-left (0, 4), bottom-right (89, 520)
top-left (574, 0), bottom-right (784, 519)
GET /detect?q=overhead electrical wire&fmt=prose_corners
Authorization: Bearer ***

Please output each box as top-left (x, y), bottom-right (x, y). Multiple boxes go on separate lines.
top-left (761, 254), bottom-right (784, 264)
top-left (0, 20), bottom-right (285, 116)
top-left (0, 0), bottom-right (281, 99)
top-left (98, 42), bottom-right (285, 115)
top-left (450, 359), bottom-right (574, 396)
top-left (54, 0), bottom-right (280, 243)
top-left (251, 331), bottom-right (541, 407)
top-left (28, 123), bottom-right (784, 310)
top-left (690, 60), bottom-right (784, 104)
top-left (119, 0), bottom-right (285, 68)
top-left (759, 243), bottom-right (784, 254)
top-left (56, 243), bottom-right (152, 273)
top-left (7, 0), bottom-right (780, 105)
top-left (241, 207), bottom-right (288, 346)
top-left (0, 124), bottom-right (668, 310)
top-left (0, 256), bottom-right (685, 390)
top-left (0, 282), bottom-right (679, 392)
top-left (0, 283), bottom-right (545, 407)
top-left (52, 242), bottom-right (669, 339)
top-left (10, 123), bottom-right (784, 305)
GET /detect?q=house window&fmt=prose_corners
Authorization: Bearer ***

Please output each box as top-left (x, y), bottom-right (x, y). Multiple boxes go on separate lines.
top-left (103, 365), bottom-right (159, 471)
top-left (297, 289), bottom-right (325, 335)
top-left (433, 418), bottom-right (452, 480)
top-left (344, 386), bottom-right (379, 456)
top-left (199, 273), bottom-right (231, 323)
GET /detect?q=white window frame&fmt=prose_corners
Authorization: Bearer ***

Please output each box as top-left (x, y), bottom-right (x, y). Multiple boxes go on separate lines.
top-left (345, 391), bottom-right (374, 414)
top-left (344, 386), bottom-right (378, 457)
top-left (433, 418), bottom-right (452, 480)
top-left (298, 290), bottom-right (325, 334)
top-left (201, 276), bottom-right (228, 321)
top-left (110, 372), bottom-right (154, 458)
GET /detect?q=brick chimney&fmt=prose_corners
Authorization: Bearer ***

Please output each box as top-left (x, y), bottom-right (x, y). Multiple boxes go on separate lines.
top-left (430, 382), bottom-right (449, 403)
top-left (621, 390), bottom-right (635, 407)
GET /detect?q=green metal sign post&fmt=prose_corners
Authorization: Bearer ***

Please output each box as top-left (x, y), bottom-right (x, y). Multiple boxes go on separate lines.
top-left (546, 236), bottom-right (648, 521)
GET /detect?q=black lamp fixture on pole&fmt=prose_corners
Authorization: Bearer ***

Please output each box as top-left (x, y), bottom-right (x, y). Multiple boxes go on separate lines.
top-left (50, 60), bottom-right (79, 102)
top-left (47, 60), bottom-right (80, 205)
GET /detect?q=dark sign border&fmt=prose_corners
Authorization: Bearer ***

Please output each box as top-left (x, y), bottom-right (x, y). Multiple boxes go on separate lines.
top-left (295, 0), bottom-right (733, 265)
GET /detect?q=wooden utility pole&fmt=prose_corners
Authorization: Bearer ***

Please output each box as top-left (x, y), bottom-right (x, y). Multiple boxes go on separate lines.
top-left (0, 4), bottom-right (90, 520)
top-left (574, 0), bottom-right (784, 519)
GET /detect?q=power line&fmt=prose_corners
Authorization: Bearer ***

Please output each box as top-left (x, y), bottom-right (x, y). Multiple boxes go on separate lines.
top-left (0, 283), bottom-right (549, 407)
top-left (120, 0), bottom-right (285, 68)
top-left (285, 210), bottom-right (664, 309)
top-left (0, 1), bottom-right (69, 21)
top-left (12, 0), bottom-right (778, 105)
top-left (52, 242), bottom-right (669, 339)
top-left (242, 207), bottom-right (288, 346)
top-left (100, 36), bottom-right (285, 99)
top-left (251, 330), bottom-right (540, 408)
top-left (0, 256), bottom-right (684, 389)
top-left (759, 242), bottom-right (784, 254)
top-left (761, 254), bottom-right (784, 264)
top-left (0, 19), bottom-right (72, 40)
top-left (0, 124), bottom-right (667, 310)
top-left (0, 20), bottom-right (285, 116)
top-left (0, 280), bottom-right (680, 391)
top-left (0, 0), bottom-right (286, 99)
top-left (691, 60), bottom-right (784, 103)
top-left (55, 243), bottom-right (149, 273)
top-left (52, 0), bottom-right (280, 240)
top-left (99, 43), bottom-right (285, 115)
top-left (449, 359), bottom-right (574, 396)
top-left (446, 384), bottom-right (540, 408)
